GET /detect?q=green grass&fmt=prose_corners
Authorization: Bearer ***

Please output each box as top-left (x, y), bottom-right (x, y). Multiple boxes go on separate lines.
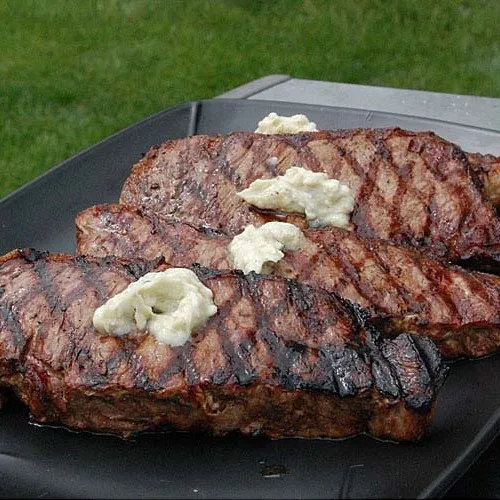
top-left (1, 0), bottom-right (499, 199)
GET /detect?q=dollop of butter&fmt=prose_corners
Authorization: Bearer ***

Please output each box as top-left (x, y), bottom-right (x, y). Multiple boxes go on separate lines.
top-left (92, 268), bottom-right (217, 346)
top-left (228, 222), bottom-right (305, 274)
top-left (255, 112), bottom-right (318, 134)
top-left (237, 166), bottom-right (355, 228)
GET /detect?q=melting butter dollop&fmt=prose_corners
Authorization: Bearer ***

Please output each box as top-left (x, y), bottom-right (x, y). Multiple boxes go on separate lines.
top-left (93, 268), bottom-right (217, 346)
top-left (255, 112), bottom-right (318, 134)
top-left (237, 166), bottom-right (354, 228)
top-left (228, 221), bottom-right (305, 275)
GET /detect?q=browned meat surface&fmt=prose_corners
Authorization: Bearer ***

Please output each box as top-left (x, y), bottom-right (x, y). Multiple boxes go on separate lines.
top-left (467, 152), bottom-right (500, 209)
top-left (0, 248), bottom-right (447, 441)
top-left (76, 204), bottom-right (500, 359)
top-left (77, 204), bottom-right (233, 269)
top-left (119, 128), bottom-right (500, 269)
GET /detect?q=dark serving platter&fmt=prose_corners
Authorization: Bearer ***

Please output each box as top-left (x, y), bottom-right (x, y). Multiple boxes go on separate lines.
top-left (1, 98), bottom-right (500, 499)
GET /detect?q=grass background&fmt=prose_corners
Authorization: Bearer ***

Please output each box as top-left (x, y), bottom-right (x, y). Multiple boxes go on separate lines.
top-left (1, 0), bottom-right (499, 199)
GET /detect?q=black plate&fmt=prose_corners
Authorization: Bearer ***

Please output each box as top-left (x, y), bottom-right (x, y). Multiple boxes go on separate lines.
top-left (1, 99), bottom-right (500, 499)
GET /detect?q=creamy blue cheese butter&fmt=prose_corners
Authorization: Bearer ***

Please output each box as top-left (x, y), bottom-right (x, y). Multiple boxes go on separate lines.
top-left (92, 268), bottom-right (217, 346)
top-left (228, 222), bottom-right (305, 274)
top-left (237, 166), bottom-right (355, 228)
top-left (255, 112), bottom-right (318, 134)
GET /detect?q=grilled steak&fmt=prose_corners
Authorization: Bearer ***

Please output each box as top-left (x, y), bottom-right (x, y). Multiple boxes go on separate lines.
top-left (76, 204), bottom-right (500, 359)
top-left (0, 248), bottom-right (447, 441)
top-left (119, 127), bottom-right (500, 269)
top-left (467, 152), bottom-right (500, 209)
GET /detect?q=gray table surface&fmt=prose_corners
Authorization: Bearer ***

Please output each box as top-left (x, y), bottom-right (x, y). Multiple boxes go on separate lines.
top-left (219, 75), bottom-right (500, 498)
top-left (219, 74), bottom-right (500, 131)
top-left (219, 74), bottom-right (500, 156)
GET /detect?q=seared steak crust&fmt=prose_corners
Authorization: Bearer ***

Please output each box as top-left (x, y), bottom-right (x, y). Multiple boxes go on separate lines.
top-left (467, 152), bottom-right (500, 209)
top-left (0, 248), bottom-right (447, 441)
top-left (119, 128), bottom-right (500, 267)
top-left (76, 204), bottom-right (500, 359)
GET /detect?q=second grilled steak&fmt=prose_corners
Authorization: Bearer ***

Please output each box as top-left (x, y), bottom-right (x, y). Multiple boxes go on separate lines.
top-left (119, 127), bottom-right (500, 269)
top-left (0, 248), bottom-right (447, 441)
top-left (76, 204), bottom-right (500, 359)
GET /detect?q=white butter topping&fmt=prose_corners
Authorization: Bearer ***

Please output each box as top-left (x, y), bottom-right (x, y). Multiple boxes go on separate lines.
top-left (228, 222), bottom-right (305, 275)
top-left (237, 166), bottom-right (355, 228)
top-left (255, 112), bottom-right (318, 134)
top-left (93, 268), bottom-right (217, 346)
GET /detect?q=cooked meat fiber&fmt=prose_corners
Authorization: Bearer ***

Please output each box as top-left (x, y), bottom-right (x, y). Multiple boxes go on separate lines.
top-left (119, 127), bottom-right (500, 269)
top-left (76, 204), bottom-right (500, 359)
top-left (0, 248), bottom-right (447, 441)
top-left (466, 152), bottom-right (500, 209)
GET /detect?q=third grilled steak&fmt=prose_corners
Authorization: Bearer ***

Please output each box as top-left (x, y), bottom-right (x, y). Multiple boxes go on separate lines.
top-left (0, 248), bottom-right (447, 441)
top-left (76, 204), bottom-right (500, 359)
top-left (119, 127), bottom-right (500, 269)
